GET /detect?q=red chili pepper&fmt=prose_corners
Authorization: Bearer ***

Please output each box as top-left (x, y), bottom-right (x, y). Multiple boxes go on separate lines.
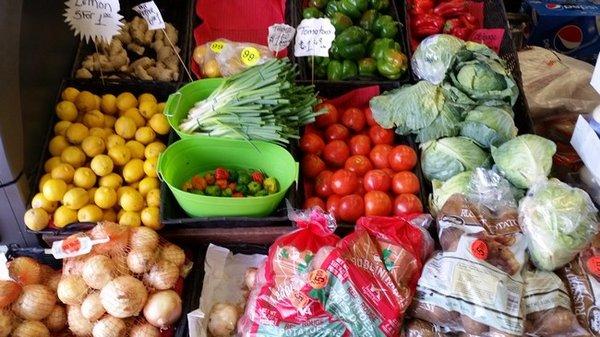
top-left (251, 171), bottom-right (264, 184)
top-left (214, 167), bottom-right (229, 181)
top-left (191, 175), bottom-right (207, 190)
top-left (433, 0), bottom-right (466, 18)
top-left (204, 172), bottom-right (216, 185)
top-left (228, 182), bottom-right (237, 192)
top-left (215, 179), bottom-right (228, 189)
top-left (412, 13), bottom-right (444, 37)
top-left (232, 192), bottom-right (244, 198)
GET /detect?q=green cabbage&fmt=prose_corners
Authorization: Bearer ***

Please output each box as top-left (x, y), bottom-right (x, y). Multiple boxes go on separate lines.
top-left (429, 171), bottom-right (472, 215)
top-left (412, 34), bottom-right (465, 85)
top-left (460, 105), bottom-right (517, 148)
top-left (421, 137), bottom-right (491, 181)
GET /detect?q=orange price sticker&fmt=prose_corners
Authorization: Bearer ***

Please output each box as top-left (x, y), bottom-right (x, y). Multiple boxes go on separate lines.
top-left (290, 290), bottom-right (310, 309)
top-left (587, 256), bottom-right (600, 277)
top-left (309, 269), bottom-right (329, 289)
top-left (470, 239), bottom-right (488, 260)
top-left (62, 237), bottom-right (82, 254)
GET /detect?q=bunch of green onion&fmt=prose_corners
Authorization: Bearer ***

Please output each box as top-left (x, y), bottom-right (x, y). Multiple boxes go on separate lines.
top-left (179, 58), bottom-right (319, 144)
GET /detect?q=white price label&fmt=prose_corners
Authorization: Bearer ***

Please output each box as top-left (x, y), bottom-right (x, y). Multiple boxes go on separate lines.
top-left (64, 0), bottom-right (123, 43)
top-left (268, 23), bottom-right (296, 53)
top-left (571, 115), bottom-right (600, 182)
top-left (133, 1), bottom-right (165, 30)
top-left (294, 18), bottom-right (335, 58)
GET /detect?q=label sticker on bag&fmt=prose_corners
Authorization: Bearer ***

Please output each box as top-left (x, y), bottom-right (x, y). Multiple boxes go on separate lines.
top-left (241, 47), bottom-right (260, 66)
top-left (471, 239), bottom-right (489, 260)
top-left (210, 41), bottom-right (226, 53)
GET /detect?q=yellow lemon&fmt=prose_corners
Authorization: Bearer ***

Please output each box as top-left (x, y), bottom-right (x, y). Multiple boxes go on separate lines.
top-left (119, 189), bottom-right (144, 212)
top-left (108, 145), bottom-right (131, 166)
top-left (51, 163), bottom-right (75, 183)
top-left (126, 140), bottom-right (145, 160)
top-left (148, 113), bottom-right (170, 135)
top-left (143, 157), bottom-right (158, 177)
top-left (103, 115), bottom-right (116, 129)
top-left (138, 93), bottom-right (157, 104)
top-left (138, 177), bottom-right (159, 197)
top-left (134, 127), bottom-right (156, 145)
top-left (44, 156), bottom-right (63, 173)
top-left (117, 186), bottom-right (136, 200)
top-left (62, 187), bottom-right (89, 210)
top-left (103, 208), bottom-right (117, 222)
top-left (156, 102), bottom-right (166, 114)
top-left (129, 181), bottom-right (139, 190)
top-left (119, 211), bottom-right (141, 227)
top-left (54, 206), bottom-right (78, 228)
top-left (106, 134), bottom-right (125, 149)
top-left (55, 101), bottom-right (78, 122)
top-left (122, 108), bottom-right (145, 128)
top-left (31, 193), bottom-right (58, 213)
top-left (23, 208), bottom-right (50, 231)
top-left (60, 146), bottom-right (86, 168)
top-left (122, 159), bottom-right (145, 183)
top-left (114, 116), bottom-right (136, 139)
top-left (103, 127), bottom-right (114, 137)
top-left (73, 167), bottom-right (96, 189)
top-left (146, 188), bottom-right (160, 207)
top-left (89, 127), bottom-right (106, 139)
top-left (138, 100), bottom-right (158, 119)
top-left (144, 141), bottom-right (166, 159)
top-left (94, 187), bottom-right (117, 209)
top-left (116, 92), bottom-right (137, 111)
top-left (90, 154), bottom-right (113, 176)
top-left (49, 135), bottom-right (70, 156)
top-left (87, 187), bottom-right (97, 201)
top-left (100, 94), bottom-right (118, 115)
top-left (140, 207), bottom-right (161, 229)
top-left (42, 179), bottom-right (68, 202)
top-left (99, 173), bottom-right (123, 189)
top-left (81, 135), bottom-right (105, 157)
top-left (77, 204), bottom-right (103, 222)
top-left (75, 91), bottom-right (99, 111)
top-left (38, 173), bottom-right (52, 192)
top-left (65, 123), bottom-right (89, 144)
top-left (82, 110), bottom-right (105, 128)
top-left (54, 121), bottom-right (72, 136)
top-left (61, 87), bottom-right (80, 102)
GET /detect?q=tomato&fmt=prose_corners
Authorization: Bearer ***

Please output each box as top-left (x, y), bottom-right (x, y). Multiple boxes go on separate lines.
top-left (303, 180), bottom-right (314, 198)
top-left (338, 194), bottom-right (365, 222)
top-left (369, 144), bottom-right (392, 169)
top-left (326, 194), bottom-right (342, 219)
top-left (382, 168), bottom-right (395, 178)
top-left (304, 197), bottom-right (326, 210)
top-left (330, 169), bottom-right (358, 196)
top-left (393, 194), bottom-right (423, 215)
top-left (363, 169), bottom-right (392, 192)
top-left (349, 134), bottom-right (371, 156)
top-left (368, 125), bottom-right (394, 145)
top-left (344, 155), bottom-right (373, 176)
top-left (315, 170), bottom-right (334, 197)
top-left (323, 140), bottom-right (350, 167)
top-left (388, 145), bottom-right (418, 171)
top-left (304, 124), bottom-right (322, 136)
top-left (364, 191), bottom-right (392, 216)
top-left (392, 171), bottom-right (420, 195)
top-left (341, 108), bottom-right (366, 132)
top-left (301, 154), bottom-right (325, 178)
top-left (364, 107), bottom-right (377, 126)
top-left (315, 102), bottom-right (339, 128)
top-left (325, 124), bottom-right (350, 142)
top-left (299, 133), bottom-right (325, 154)
top-left (356, 177), bottom-right (365, 195)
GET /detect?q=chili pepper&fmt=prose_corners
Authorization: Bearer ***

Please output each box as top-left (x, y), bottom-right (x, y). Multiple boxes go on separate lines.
top-left (341, 59), bottom-right (358, 79)
top-left (204, 172), bottom-right (215, 185)
top-left (247, 181), bottom-right (262, 195)
top-left (370, 38), bottom-right (401, 59)
top-left (325, 1), bottom-right (341, 17)
top-left (214, 167), bottom-right (229, 181)
top-left (191, 175), bottom-right (207, 190)
top-left (360, 10), bottom-right (379, 32)
top-left (263, 177), bottom-right (280, 194)
top-left (369, 0), bottom-right (389, 11)
top-left (358, 57), bottom-right (377, 76)
top-left (411, 13), bottom-right (444, 37)
top-left (227, 169), bottom-right (238, 183)
top-left (255, 189), bottom-right (268, 197)
top-left (327, 60), bottom-right (344, 81)
top-left (309, 0), bottom-right (329, 9)
top-left (228, 182), bottom-right (237, 192)
top-left (433, 0), bottom-right (466, 18)
top-left (205, 185), bottom-right (221, 196)
top-left (237, 172), bottom-right (251, 186)
top-left (222, 188), bottom-right (233, 197)
top-left (303, 7), bottom-right (324, 19)
top-left (330, 12), bottom-right (353, 33)
top-left (215, 179), bottom-right (228, 189)
top-left (237, 184), bottom-right (250, 196)
top-left (376, 48), bottom-right (407, 79)
top-left (232, 192), bottom-right (244, 198)
top-left (409, 0), bottom-right (434, 15)
top-left (251, 171), bottom-right (264, 183)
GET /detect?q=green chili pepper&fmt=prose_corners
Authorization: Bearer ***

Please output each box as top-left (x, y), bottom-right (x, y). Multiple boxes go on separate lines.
top-left (255, 189), bottom-right (268, 197)
top-left (222, 188), bottom-right (233, 197)
top-left (309, 0), bottom-right (329, 9)
top-left (247, 181), bottom-right (262, 195)
top-left (369, 0), bottom-right (389, 11)
top-left (237, 172), bottom-right (251, 186)
top-left (327, 60), bottom-right (344, 81)
top-left (205, 185), bottom-right (221, 196)
top-left (358, 58), bottom-right (377, 76)
top-left (376, 48), bottom-right (407, 79)
top-left (370, 38), bottom-right (401, 59)
top-left (330, 12), bottom-right (353, 33)
top-left (237, 184), bottom-right (250, 196)
top-left (325, 1), bottom-right (341, 16)
top-left (341, 59), bottom-right (358, 79)
top-left (263, 177), bottom-right (280, 194)
top-left (303, 7), bottom-right (324, 19)
top-left (359, 10), bottom-right (379, 32)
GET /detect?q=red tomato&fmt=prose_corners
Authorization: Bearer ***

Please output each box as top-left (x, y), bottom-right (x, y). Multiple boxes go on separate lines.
top-left (349, 135), bottom-right (371, 156)
top-left (394, 194), bottom-right (423, 215)
top-left (341, 108), bottom-right (366, 132)
top-left (363, 169), bottom-right (392, 192)
top-left (392, 171), bottom-right (420, 195)
top-left (330, 169), bottom-right (358, 196)
top-left (369, 125), bottom-right (394, 145)
top-left (325, 124), bottom-right (350, 142)
top-left (364, 191), bottom-right (393, 216)
top-left (299, 133), bottom-right (325, 154)
top-left (323, 140), bottom-right (350, 167)
top-left (338, 194), bottom-right (365, 222)
top-left (315, 103), bottom-right (339, 128)
top-left (315, 170), bottom-right (334, 198)
top-left (369, 144), bottom-right (392, 169)
top-left (382, 168), bottom-right (395, 178)
top-left (344, 155), bottom-right (373, 176)
top-left (356, 177), bottom-right (365, 195)
top-left (326, 195), bottom-right (342, 219)
top-left (304, 124), bottom-right (322, 136)
top-left (301, 154), bottom-right (325, 178)
top-left (304, 197), bottom-right (326, 210)
top-left (364, 107), bottom-right (377, 126)
top-left (388, 145), bottom-right (418, 171)
top-left (303, 180), bottom-right (314, 198)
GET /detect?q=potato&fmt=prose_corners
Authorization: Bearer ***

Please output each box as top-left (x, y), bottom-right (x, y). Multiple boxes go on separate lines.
top-left (461, 315), bottom-right (488, 335)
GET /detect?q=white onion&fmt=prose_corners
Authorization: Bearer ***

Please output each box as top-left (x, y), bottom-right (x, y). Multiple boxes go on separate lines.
top-left (129, 321), bottom-right (160, 337)
top-left (57, 275), bottom-right (89, 305)
top-left (0, 309), bottom-right (13, 337)
top-left (208, 303), bottom-right (239, 337)
top-left (143, 260), bottom-right (178, 290)
top-left (100, 276), bottom-right (147, 318)
top-left (11, 320), bottom-right (50, 337)
top-left (12, 284), bottom-right (56, 320)
top-left (7, 257), bottom-right (42, 285)
top-left (44, 272), bottom-right (62, 292)
top-left (82, 255), bottom-right (116, 289)
top-left (159, 244), bottom-right (185, 267)
top-left (245, 268), bottom-right (258, 290)
top-left (92, 315), bottom-right (127, 337)
top-left (90, 222), bottom-right (129, 254)
top-left (143, 290), bottom-right (182, 329)
top-left (67, 305), bottom-right (93, 336)
top-left (63, 255), bottom-right (88, 276)
top-left (81, 292), bottom-right (105, 321)
top-left (44, 304), bottom-right (67, 331)
top-left (129, 226), bottom-right (159, 250)
top-left (110, 252), bottom-right (130, 276)
top-left (127, 247), bottom-right (157, 274)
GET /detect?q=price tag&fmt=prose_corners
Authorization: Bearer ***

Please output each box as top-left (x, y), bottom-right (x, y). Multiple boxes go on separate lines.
top-left (45, 236), bottom-right (109, 259)
top-left (587, 256), bottom-right (600, 277)
top-left (64, 0), bottom-right (123, 43)
top-left (210, 41), bottom-right (226, 53)
top-left (470, 239), bottom-right (489, 260)
top-left (268, 23), bottom-right (296, 53)
top-left (469, 28), bottom-right (505, 53)
top-left (241, 47), bottom-right (260, 66)
top-left (308, 269), bottom-right (328, 289)
top-left (132, 1), bottom-right (165, 30)
top-left (294, 18), bottom-right (336, 57)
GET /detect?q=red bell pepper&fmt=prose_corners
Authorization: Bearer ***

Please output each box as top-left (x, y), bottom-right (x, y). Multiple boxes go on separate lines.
top-left (443, 17), bottom-right (473, 40)
top-left (412, 13), bottom-right (444, 37)
top-left (433, 0), bottom-right (466, 18)
top-left (251, 171), bottom-right (264, 183)
top-left (410, 0), bottom-right (435, 15)
top-left (214, 167), bottom-right (229, 181)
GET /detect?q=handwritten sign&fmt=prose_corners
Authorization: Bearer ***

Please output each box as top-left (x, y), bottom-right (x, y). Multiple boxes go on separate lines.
top-left (294, 18), bottom-right (335, 57)
top-left (268, 23), bottom-right (296, 53)
top-left (469, 29), bottom-right (505, 53)
top-left (64, 0), bottom-right (123, 43)
top-left (133, 1), bottom-right (165, 30)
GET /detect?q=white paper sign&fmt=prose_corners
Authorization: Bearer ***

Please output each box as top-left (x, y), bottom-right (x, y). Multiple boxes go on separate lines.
top-left (64, 0), bottom-right (123, 43)
top-left (571, 115), bottom-right (600, 182)
top-left (133, 1), bottom-right (165, 30)
top-left (294, 18), bottom-right (335, 57)
top-left (268, 23), bottom-right (296, 53)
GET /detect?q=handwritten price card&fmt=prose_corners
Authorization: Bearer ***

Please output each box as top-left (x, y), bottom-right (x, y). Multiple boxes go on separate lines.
top-left (133, 1), bottom-right (165, 30)
top-left (64, 0), bottom-right (123, 43)
top-left (294, 18), bottom-right (335, 57)
top-left (268, 23), bottom-right (296, 53)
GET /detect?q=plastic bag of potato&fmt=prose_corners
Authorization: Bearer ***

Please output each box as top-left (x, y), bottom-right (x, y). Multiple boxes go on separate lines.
top-left (192, 39), bottom-right (274, 78)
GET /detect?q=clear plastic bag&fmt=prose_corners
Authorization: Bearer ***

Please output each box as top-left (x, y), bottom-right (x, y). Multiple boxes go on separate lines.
top-left (192, 39), bottom-right (274, 78)
top-left (402, 318), bottom-right (451, 337)
top-left (411, 34), bottom-right (465, 85)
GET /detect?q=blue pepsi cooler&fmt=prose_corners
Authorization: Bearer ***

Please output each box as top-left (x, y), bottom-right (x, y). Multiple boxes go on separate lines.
top-left (523, 0), bottom-right (600, 62)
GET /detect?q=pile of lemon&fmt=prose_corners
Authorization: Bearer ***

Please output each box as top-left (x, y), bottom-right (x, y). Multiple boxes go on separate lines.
top-left (23, 87), bottom-right (171, 231)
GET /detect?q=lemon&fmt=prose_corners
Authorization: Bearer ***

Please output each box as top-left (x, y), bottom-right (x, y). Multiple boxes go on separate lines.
top-left (62, 187), bottom-right (89, 210)
top-left (103, 127), bottom-right (114, 137)
top-left (122, 159), bottom-right (145, 183)
top-left (106, 134), bottom-right (125, 149)
top-left (39, 173), bottom-right (52, 192)
top-left (94, 187), bottom-right (117, 209)
top-left (103, 208), bottom-right (117, 222)
top-left (81, 135), bottom-right (105, 157)
top-left (138, 93), bottom-right (157, 104)
top-left (82, 110), bottom-right (105, 128)
top-left (122, 108), bottom-right (145, 128)
top-left (100, 94), bottom-right (118, 115)
top-left (119, 211), bottom-right (141, 227)
top-left (51, 163), bottom-right (75, 183)
top-left (116, 92), bottom-right (137, 111)
top-left (138, 100), bottom-right (157, 119)
top-left (114, 116), bottom-right (136, 139)
top-left (156, 102), bottom-right (166, 114)
top-left (55, 101), bottom-right (78, 122)
top-left (73, 167), bottom-right (96, 189)
top-left (75, 91), bottom-right (99, 111)
top-left (49, 135), bottom-right (70, 156)
top-left (31, 193), bottom-right (58, 213)
top-left (54, 206), bottom-right (78, 228)
top-left (120, 189), bottom-right (144, 212)
top-left (148, 113), bottom-right (170, 135)
top-left (24, 208), bottom-right (50, 231)
top-left (108, 145), bottom-right (131, 166)
top-left (138, 177), bottom-right (159, 197)
top-left (44, 156), bottom-right (63, 173)
top-left (142, 157), bottom-right (157, 178)
top-left (134, 127), bottom-right (156, 145)
top-left (60, 146), bottom-right (86, 168)
top-left (77, 204), bottom-right (103, 222)
top-left (90, 154), bottom-right (114, 176)
top-left (144, 141), bottom-right (166, 159)
top-left (61, 87), bottom-right (80, 102)
top-left (117, 186), bottom-right (136, 200)
top-left (42, 179), bottom-right (68, 202)
top-left (66, 123), bottom-right (89, 144)
top-left (124, 140), bottom-right (144, 160)
top-left (99, 173), bottom-right (123, 189)
top-left (54, 121), bottom-right (72, 136)
top-left (129, 181), bottom-right (139, 190)
top-left (103, 115), bottom-right (116, 129)
top-left (87, 186), bottom-right (97, 199)
top-left (89, 127), bottom-right (105, 139)
top-left (140, 207), bottom-right (161, 229)
top-left (146, 188), bottom-right (160, 207)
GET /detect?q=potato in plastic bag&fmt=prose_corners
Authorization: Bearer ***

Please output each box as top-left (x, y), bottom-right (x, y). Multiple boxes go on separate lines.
top-left (193, 39), bottom-right (274, 78)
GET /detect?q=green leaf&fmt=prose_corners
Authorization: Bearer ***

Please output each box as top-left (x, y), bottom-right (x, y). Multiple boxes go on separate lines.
top-left (415, 104), bottom-right (461, 143)
top-left (421, 137), bottom-right (491, 181)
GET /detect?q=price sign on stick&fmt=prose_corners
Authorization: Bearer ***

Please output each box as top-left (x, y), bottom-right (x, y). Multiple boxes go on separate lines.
top-left (132, 0), bottom-right (165, 30)
top-left (268, 23), bottom-right (296, 55)
top-left (63, 0), bottom-right (123, 43)
top-left (294, 18), bottom-right (335, 57)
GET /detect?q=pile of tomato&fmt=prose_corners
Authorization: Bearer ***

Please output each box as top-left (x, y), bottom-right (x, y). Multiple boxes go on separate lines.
top-left (300, 101), bottom-right (423, 223)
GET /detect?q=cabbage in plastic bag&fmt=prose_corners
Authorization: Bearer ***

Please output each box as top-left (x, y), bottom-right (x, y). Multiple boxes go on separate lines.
top-left (421, 137), bottom-right (491, 181)
top-left (412, 34), bottom-right (465, 85)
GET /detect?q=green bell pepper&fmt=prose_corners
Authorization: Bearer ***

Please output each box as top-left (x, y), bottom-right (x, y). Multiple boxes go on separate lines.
top-left (330, 12), bottom-right (353, 33)
top-left (247, 181), bottom-right (262, 195)
top-left (325, 1), bottom-right (341, 16)
top-left (313, 57), bottom-right (330, 78)
top-left (309, 0), bottom-right (329, 9)
top-left (376, 48), bottom-right (407, 80)
top-left (364, 31), bottom-right (375, 49)
top-left (370, 38), bottom-right (401, 59)
top-left (373, 15), bottom-right (397, 38)
top-left (358, 58), bottom-right (377, 76)
top-left (237, 172), bottom-right (251, 186)
top-left (338, 0), bottom-right (362, 19)
top-left (369, 0), bottom-right (389, 11)
top-left (335, 26), bottom-right (368, 60)
top-left (327, 60), bottom-right (343, 80)
top-left (255, 189), bottom-right (268, 197)
top-left (222, 188), bottom-right (233, 197)
top-left (205, 185), bottom-right (221, 196)
top-left (341, 60), bottom-right (358, 79)
top-left (303, 7), bottom-right (324, 19)
top-left (359, 10), bottom-right (379, 32)
top-left (263, 177), bottom-right (280, 194)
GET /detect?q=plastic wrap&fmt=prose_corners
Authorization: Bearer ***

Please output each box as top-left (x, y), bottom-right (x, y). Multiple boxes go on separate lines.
top-left (402, 318), bottom-right (451, 337)
top-left (411, 34), bottom-right (465, 85)
top-left (192, 39), bottom-right (274, 78)
top-left (519, 178), bottom-right (599, 271)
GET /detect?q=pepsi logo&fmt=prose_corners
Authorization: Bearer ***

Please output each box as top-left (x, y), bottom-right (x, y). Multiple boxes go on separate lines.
top-left (545, 3), bottom-right (561, 9)
top-left (554, 25), bottom-right (583, 50)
